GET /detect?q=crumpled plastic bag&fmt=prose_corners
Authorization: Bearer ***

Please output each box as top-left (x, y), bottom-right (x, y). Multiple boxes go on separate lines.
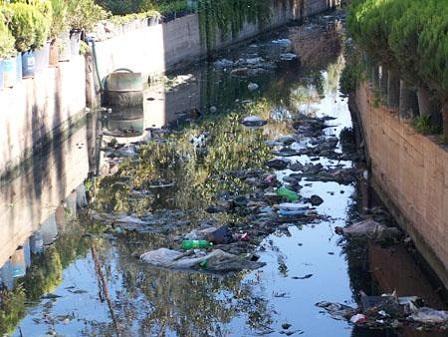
top-left (335, 219), bottom-right (401, 242)
top-left (185, 226), bottom-right (234, 244)
top-left (140, 248), bottom-right (265, 272)
top-left (409, 307), bottom-right (448, 324)
top-left (315, 301), bottom-right (356, 320)
top-left (185, 227), bottom-right (218, 240)
top-left (241, 116), bottom-right (267, 127)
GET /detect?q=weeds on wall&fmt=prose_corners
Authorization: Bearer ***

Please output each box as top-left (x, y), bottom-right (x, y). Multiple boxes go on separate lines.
top-left (339, 39), bottom-right (365, 96)
top-left (412, 116), bottom-right (442, 135)
top-left (197, 0), bottom-right (272, 51)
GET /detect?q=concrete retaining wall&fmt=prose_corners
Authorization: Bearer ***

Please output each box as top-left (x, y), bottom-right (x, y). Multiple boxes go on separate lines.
top-left (304, 0), bottom-right (338, 16)
top-left (353, 82), bottom-right (448, 287)
top-left (0, 118), bottom-right (94, 268)
top-left (0, 56), bottom-right (87, 177)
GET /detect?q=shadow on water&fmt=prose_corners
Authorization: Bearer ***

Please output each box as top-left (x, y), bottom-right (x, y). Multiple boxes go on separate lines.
top-left (1, 10), bottom-right (447, 337)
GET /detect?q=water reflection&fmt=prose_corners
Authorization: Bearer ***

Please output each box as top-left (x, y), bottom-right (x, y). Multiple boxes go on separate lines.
top-left (104, 107), bottom-right (145, 138)
top-left (0, 10), bottom-right (447, 337)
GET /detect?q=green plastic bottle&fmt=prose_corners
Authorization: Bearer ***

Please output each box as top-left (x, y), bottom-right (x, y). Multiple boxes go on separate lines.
top-left (276, 186), bottom-right (299, 202)
top-left (181, 240), bottom-right (213, 250)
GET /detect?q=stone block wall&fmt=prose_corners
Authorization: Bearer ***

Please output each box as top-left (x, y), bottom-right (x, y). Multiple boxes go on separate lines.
top-left (354, 82), bottom-right (448, 286)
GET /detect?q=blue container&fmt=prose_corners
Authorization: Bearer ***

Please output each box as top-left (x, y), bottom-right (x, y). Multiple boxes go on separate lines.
top-left (70, 30), bottom-right (81, 56)
top-left (15, 53), bottom-right (22, 81)
top-left (0, 260), bottom-right (14, 290)
top-left (11, 247), bottom-right (26, 279)
top-left (30, 231), bottom-right (44, 255)
top-left (34, 43), bottom-right (50, 72)
top-left (0, 60), bottom-right (4, 90)
top-left (22, 51), bottom-right (36, 78)
top-left (3, 57), bottom-right (18, 88)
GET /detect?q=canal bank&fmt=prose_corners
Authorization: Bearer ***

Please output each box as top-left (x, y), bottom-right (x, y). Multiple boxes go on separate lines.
top-left (2, 10), bottom-right (448, 337)
top-left (350, 82), bottom-right (448, 289)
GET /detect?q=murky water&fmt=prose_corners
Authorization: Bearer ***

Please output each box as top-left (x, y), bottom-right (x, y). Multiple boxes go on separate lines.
top-left (1, 10), bottom-right (447, 337)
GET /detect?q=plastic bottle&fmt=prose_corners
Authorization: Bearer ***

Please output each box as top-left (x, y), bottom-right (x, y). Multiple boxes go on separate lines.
top-left (276, 186), bottom-right (300, 202)
top-left (181, 240), bottom-right (213, 250)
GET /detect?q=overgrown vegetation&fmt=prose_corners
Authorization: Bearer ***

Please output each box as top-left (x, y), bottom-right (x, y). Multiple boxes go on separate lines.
top-left (340, 60), bottom-right (363, 96)
top-left (412, 115), bottom-right (441, 135)
top-left (66, 0), bottom-right (109, 31)
top-left (95, 0), bottom-right (190, 16)
top-left (7, 2), bottom-right (50, 52)
top-left (347, 0), bottom-right (448, 140)
top-left (95, 0), bottom-right (275, 50)
top-left (0, 11), bottom-right (16, 58)
top-left (0, 0), bottom-right (108, 57)
top-left (197, 0), bottom-right (272, 51)
top-left (0, 0), bottom-right (286, 59)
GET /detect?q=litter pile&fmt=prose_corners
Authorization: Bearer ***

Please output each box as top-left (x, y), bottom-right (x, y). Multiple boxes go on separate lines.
top-left (140, 248), bottom-right (265, 273)
top-left (213, 37), bottom-right (298, 78)
top-left (92, 106), bottom-right (369, 275)
top-left (90, 28), bottom-right (396, 280)
top-left (139, 225), bottom-right (265, 273)
top-left (317, 292), bottom-right (448, 330)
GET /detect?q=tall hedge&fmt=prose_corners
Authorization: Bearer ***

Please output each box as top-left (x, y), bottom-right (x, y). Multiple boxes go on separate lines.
top-left (348, 0), bottom-right (448, 140)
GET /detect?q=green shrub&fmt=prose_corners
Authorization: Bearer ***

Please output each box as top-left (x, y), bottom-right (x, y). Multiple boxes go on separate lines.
top-left (95, 0), bottom-right (135, 15)
top-left (32, 7), bottom-right (51, 48)
top-left (348, 0), bottom-right (448, 140)
top-left (154, 0), bottom-right (190, 14)
top-left (7, 0), bottom-right (52, 50)
top-left (412, 115), bottom-right (441, 135)
top-left (95, 0), bottom-right (188, 15)
top-left (340, 62), bottom-right (364, 95)
top-left (198, 0), bottom-right (272, 51)
top-left (49, 0), bottom-right (68, 38)
top-left (8, 3), bottom-right (37, 51)
top-left (0, 11), bottom-right (16, 58)
top-left (67, 0), bottom-right (109, 31)
top-left (108, 10), bottom-right (160, 26)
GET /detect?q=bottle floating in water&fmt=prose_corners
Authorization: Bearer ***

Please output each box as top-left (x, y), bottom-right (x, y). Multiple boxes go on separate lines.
top-left (276, 186), bottom-right (300, 202)
top-left (181, 240), bottom-right (213, 250)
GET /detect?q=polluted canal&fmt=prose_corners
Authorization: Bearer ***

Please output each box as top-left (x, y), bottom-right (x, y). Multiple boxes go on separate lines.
top-left (3, 10), bottom-right (448, 337)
